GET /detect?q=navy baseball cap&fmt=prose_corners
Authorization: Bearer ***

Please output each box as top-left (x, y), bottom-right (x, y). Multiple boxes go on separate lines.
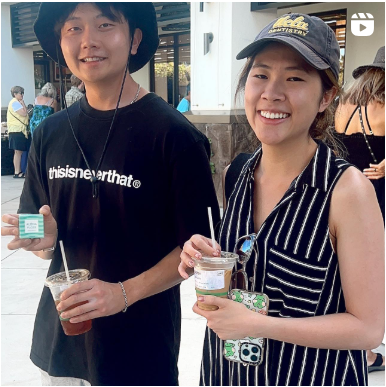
top-left (236, 13), bottom-right (341, 81)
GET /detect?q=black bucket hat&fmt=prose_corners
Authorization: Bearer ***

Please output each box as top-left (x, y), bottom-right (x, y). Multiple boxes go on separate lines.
top-left (352, 46), bottom-right (385, 79)
top-left (33, 2), bottom-right (159, 73)
top-left (236, 13), bottom-right (340, 81)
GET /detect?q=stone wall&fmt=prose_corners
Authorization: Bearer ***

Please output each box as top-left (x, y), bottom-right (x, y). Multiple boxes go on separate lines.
top-left (193, 119), bottom-right (259, 207)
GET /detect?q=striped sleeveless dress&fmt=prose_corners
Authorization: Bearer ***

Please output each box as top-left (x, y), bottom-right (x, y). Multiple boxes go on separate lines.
top-left (200, 141), bottom-right (368, 386)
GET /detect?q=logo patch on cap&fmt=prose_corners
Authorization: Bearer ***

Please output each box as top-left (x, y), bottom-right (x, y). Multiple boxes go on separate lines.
top-left (269, 16), bottom-right (309, 37)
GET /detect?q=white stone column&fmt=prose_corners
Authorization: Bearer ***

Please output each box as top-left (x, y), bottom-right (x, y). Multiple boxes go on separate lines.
top-left (191, 2), bottom-right (277, 113)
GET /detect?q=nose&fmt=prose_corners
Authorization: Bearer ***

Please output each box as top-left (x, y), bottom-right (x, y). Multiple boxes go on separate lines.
top-left (80, 25), bottom-right (99, 50)
top-left (260, 78), bottom-right (285, 102)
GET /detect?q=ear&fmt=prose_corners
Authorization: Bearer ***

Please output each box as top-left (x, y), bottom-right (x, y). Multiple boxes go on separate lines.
top-left (130, 28), bottom-right (143, 56)
top-left (318, 86), bottom-right (338, 113)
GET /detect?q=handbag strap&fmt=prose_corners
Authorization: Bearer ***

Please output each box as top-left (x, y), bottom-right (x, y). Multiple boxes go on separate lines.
top-left (358, 105), bottom-right (378, 163)
top-left (9, 110), bottom-right (28, 127)
top-left (225, 153), bottom-right (251, 202)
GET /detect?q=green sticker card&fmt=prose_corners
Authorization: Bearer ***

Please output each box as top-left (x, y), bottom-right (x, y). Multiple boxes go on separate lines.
top-left (19, 214), bottom-right (44, 239)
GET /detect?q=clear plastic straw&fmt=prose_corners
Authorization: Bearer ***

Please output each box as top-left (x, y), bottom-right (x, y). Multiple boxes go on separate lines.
top-left (59, 240), bottom-right (71, 283)
top-left (207, 207), bottom-right (216, 250)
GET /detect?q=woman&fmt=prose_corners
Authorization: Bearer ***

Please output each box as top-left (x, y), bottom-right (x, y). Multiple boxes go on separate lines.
top-left (7, 86), bottom-right (29, 178)
top-left (335, 46), bottom-right (385, 374)
top-left (335, 47), bottom-right (385, 221)
top-left (29, 82), bottom-right (58, 136)
top-left (179, 14), bottom-right (384, 386)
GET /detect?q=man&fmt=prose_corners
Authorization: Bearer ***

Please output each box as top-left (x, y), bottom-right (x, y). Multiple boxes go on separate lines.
top-left (177, 88), bottom-right (191, 113)
top-left (1, 3), bottom-right (219, 386)
top-left (65, 74), bottom-right (85, 107)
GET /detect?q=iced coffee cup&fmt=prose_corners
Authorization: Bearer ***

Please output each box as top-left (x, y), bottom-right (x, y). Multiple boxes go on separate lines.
top-left (45, 269), bottom-right (92, 336)
top-left (193, 252), bottom-right (238, 311)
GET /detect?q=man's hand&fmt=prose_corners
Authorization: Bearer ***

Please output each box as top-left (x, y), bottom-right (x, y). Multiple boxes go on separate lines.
top-left (193, 295), bottom-right (267, 340)
top-left (56, 279), bottom-right (127, 323)
top-left (1, 205), bottom-right (57, 251)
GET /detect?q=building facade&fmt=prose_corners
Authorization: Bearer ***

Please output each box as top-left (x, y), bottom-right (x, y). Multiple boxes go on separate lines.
top-left (2, 2), bottom-right (385, 204)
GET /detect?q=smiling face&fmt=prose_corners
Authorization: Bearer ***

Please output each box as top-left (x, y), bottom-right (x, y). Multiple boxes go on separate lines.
top-left (244, 42), bottom-right (334, 147)
top-left (59, 3), bottom-right (141, 85)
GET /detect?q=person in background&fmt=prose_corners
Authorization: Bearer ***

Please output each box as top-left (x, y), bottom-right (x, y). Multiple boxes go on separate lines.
top-left (335, 46), bottom-right (385, 373)
top-left (20, 104), bottom-right (35, 176)
top-left (29, 82), bottom-right (58, 137)
top-left (7, 86), bottom-right (29, 178)
top-left (177, 82), bottom-right (190, 113)
top-left (65, 74), bottom-right (85, 107)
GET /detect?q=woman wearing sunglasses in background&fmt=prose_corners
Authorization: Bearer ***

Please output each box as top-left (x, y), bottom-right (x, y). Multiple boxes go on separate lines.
top-left (179, 14), bottom-right (384, 386)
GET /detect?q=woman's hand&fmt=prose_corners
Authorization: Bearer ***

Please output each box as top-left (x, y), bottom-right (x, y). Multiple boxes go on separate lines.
top-left (56, 279), bottom-right (128, 323)
top-left (1, 205), bottom-right (57, 251)
top-left (363, 159), bottom-right (385, 180)
top-left (178, 234), bottom-right (221, 279)
top-left (193, 295), bottom-right (267, 340)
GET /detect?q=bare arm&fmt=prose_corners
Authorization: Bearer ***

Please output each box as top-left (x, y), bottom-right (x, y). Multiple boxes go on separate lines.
top-left (196, 167), bottom-right (385, 350)
top-left (57, 246), bottom-right (185, 323)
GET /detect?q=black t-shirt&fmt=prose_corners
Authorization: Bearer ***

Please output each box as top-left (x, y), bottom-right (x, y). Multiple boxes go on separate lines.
top-left (20, 93), bottom-right (220, 386)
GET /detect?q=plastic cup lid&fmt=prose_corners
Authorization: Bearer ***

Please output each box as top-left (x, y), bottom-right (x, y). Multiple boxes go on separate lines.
top-left (45, 269), bottom-right (90, 287)
top-left (193, 251), bottom-right (238, 265)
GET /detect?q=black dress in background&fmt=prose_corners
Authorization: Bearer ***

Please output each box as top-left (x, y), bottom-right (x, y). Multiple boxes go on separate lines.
top-left (335, 105), bottom-right (385, 221)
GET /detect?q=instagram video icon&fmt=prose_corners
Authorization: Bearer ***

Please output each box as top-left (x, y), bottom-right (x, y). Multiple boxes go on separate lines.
top-left (351, 13), bottom-right (374, 36)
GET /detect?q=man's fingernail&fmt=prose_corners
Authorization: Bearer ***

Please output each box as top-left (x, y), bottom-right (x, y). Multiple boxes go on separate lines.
top-left (188, 260), bottom-right (194, 267)
top-left (198, 296), bottom-right (204, 301)
top-left (183, 274), bottom-right (189, 280)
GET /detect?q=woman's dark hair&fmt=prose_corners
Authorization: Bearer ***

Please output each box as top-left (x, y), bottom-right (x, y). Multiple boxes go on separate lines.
top-left (234, 47), bottom-right (344, 155)
top-left (54, 3), bottom-right (137, 42)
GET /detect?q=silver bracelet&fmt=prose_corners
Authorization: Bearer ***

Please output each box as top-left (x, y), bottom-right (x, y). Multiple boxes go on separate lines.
top-left (42, 232), bottom-right (58, 252)
top-left (118, 281), bottom-right (128, 313)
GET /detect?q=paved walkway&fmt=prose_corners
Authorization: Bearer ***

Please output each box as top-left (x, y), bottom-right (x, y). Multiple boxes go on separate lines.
top-left (1, 175), bottom-right (384, 386)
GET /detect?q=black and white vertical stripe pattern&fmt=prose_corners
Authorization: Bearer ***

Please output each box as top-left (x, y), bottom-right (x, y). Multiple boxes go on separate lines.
top-left (200, 142), bottom-right (367, 386)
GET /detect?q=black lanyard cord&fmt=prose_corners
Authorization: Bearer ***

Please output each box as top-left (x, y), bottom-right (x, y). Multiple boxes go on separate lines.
top-left (56, 36), bottom-right (134, 198)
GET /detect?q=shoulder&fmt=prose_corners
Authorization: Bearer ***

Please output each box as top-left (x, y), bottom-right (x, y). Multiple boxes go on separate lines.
top-left (330, 166), bottom-right (379, 232)
top-left (139, 93), bottom-right (207, 145)
top-left (11, 100), bottom-right (22, 110)
top-left (333, 166), bottom-right (375, 202)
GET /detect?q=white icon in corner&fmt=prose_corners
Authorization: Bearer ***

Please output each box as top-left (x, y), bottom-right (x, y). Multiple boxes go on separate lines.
top-left (351, 13), bottom-right (374, 36)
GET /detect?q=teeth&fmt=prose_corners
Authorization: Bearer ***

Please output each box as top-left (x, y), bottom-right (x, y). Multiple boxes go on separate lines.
top-left (83, 57), bottom-right (104, 62)
top-left (261, 111), bottom-right (289, 119)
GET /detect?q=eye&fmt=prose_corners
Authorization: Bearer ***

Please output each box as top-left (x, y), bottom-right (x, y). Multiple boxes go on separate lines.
top-left (100, 23), bottom-right (114, 28)
top-left (288, 77), bottom-right (304, 82)
top-left (67, 26), bottom-right (81, 32)
top-left (253, 74), bottom-right (267, 79)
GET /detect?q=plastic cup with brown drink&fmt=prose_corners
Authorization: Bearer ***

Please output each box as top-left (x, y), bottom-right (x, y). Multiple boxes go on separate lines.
top-left (193, 252), bottom-right (238, 311)
top-left (45, 269), bottom-right (92, 336)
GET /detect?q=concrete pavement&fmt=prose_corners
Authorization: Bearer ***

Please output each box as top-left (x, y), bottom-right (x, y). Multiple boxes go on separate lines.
top-left (1, 175), bottom-right (384, 386)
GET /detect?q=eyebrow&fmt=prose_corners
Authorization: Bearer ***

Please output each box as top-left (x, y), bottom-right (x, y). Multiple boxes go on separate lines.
top-left (64, 14), bottom-right (111, 23)
top-left (252, 63), bottom-right (311, 73)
